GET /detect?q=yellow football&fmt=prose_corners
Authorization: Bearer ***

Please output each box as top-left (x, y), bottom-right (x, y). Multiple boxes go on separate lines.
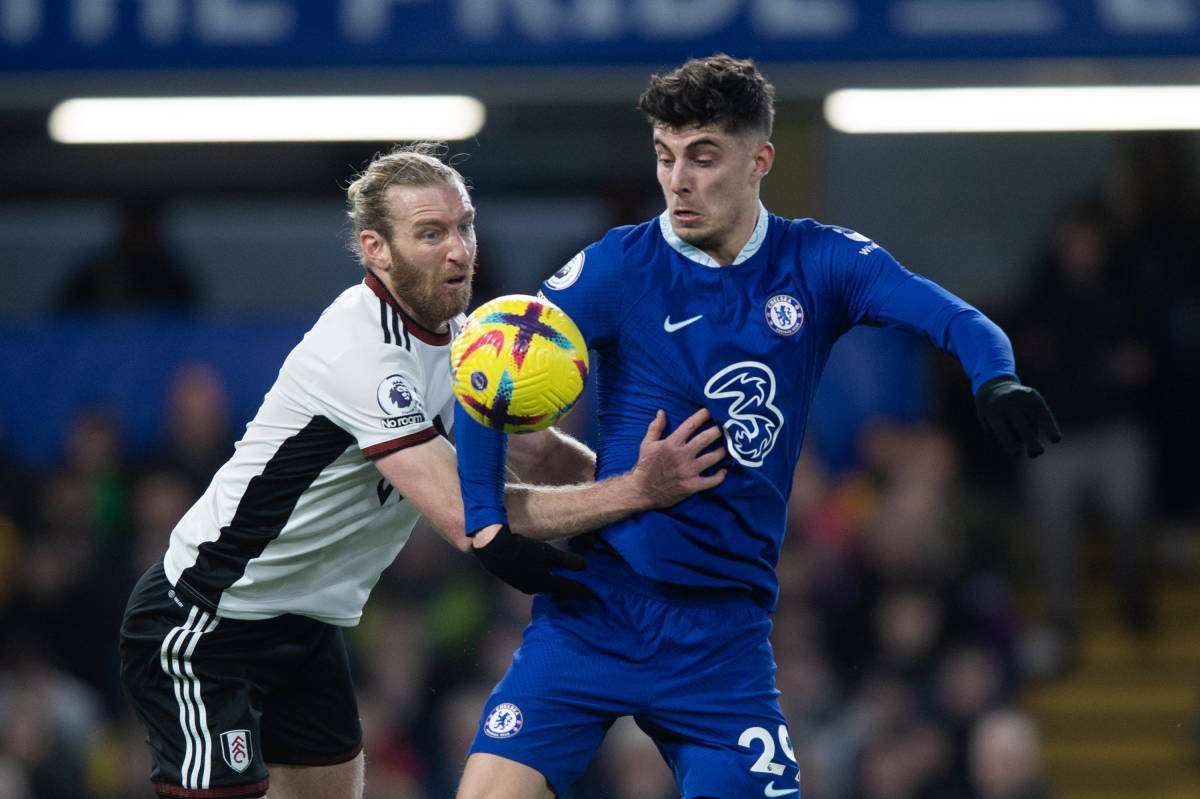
top-left (451, 294), bottom-right (589, 433)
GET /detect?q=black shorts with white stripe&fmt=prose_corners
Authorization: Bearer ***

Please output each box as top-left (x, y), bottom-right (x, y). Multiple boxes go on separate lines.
top-left (119, 561), bottom-right (363, 799)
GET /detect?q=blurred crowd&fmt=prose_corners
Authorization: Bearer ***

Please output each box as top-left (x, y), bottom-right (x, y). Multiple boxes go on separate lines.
top-left (1, 132), bottom-right (1198, 799)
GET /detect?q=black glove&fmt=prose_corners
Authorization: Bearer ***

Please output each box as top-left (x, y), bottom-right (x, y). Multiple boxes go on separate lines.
top-left (472, 525), bottom-right (596, 599)
top-left (974, 376), bottom-right (1062, 458)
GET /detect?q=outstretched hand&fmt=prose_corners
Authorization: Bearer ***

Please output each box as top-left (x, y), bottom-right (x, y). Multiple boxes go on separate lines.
top-left (974, 376), bottom-right (1062, 458)
top-left (631, 408), bottom-right (728, 509)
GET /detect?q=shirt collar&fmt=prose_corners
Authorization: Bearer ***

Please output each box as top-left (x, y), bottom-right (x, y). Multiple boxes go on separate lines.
top-left (363, 271), bottom-right (453, 346)
top-left (658, 202), bottom-right (769, 268)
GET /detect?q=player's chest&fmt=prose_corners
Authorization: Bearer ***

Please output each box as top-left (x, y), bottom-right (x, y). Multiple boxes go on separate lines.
top-left (384, 341), bottom-right (459, 423)
top-left (631, 265), bottom-right (822, 373)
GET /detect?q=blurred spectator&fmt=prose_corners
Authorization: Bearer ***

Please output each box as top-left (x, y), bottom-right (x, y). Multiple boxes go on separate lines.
top-left (4, 467), bottom-right (122, 706)
top-left (808, 424), bottom-right (1021, 689)
top-left (932, 642), bottom-right (1012, 796)
top-left (1, 408), bottom-right (133, 713)
top-left (1007, 195), bottom-right (1157, 674)
top-left (145, 361), bottom-right (235, 495)
top-left (856, 717), bottom-right (951, 799)
top-left (967, 708), bottom-right (1051, 799)
top-left (79, 711), bottom-right (154, 799)
top-left (126, 466), bottom-right (194, 578)
top-left (1104, 132), bottom-right (1200, 527)
top-left (0, 643), bottom-right (104, 799)
top-left (0, 417), bottom-right (34, 529)
top-left (354, 599), bottom-right (434, 799)
top-left (56, 200), bottom-right (199, 313)
top-left (61, 408), bottom-right (130, 552)
top-left (429, 683), bottom-right (494, 799)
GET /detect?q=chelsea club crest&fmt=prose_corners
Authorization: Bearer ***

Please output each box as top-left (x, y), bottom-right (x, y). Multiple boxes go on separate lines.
top-left (765, 295), bottom-right (804, 336)
top-left (483, 702), bottom-right (524, 739)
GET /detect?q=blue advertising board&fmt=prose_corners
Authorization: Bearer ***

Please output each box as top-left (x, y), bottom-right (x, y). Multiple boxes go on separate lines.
top-left (2, 0), bottom-right (1199, 71)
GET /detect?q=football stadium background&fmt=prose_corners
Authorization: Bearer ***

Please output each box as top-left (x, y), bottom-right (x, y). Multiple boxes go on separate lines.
top-left (2, 3), bottom-right (1199, 798)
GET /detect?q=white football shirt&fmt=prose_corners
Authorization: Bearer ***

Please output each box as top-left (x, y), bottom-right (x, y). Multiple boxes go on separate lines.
top-left (163, 272), bottom-right (462, 625)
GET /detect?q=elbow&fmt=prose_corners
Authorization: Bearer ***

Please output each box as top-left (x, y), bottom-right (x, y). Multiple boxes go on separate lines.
top-left (441, 514), bottom-right (473, 553)
top-left (450, 531), bottom-right (473, 554)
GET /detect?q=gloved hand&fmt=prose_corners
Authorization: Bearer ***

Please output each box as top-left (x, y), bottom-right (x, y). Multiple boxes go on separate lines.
top-left (974, 376), bottom-right (1062, 458)
top-left (472, 525), bottom-right (596, 599)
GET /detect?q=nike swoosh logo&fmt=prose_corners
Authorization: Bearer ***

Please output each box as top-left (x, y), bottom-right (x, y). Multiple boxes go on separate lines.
top-left (663, 314), bottom-right (703, 332)
top-left (764, 783), bottom-right (799, 797)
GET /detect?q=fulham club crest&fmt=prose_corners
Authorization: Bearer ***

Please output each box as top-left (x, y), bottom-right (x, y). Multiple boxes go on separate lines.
top-left (221, 729), bottom-right (252, 773)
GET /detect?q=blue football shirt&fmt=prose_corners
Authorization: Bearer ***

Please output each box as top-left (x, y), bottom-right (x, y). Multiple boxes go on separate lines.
top-left (540, 205), bottom-right (1016, 610)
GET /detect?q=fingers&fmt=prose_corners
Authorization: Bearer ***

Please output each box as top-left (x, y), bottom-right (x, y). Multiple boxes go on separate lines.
top-left (667, 407), bottom-right (714, 442)
top-left (691, 468), bottom-right (727, 491)
top-left (1038, 403), bottom-right (1063, 444)
top-left (1009, 408), bottom-right (1038, 456)
top-left (695, 444), bottom-right (728, 471)
top-left (1017, 394), bottom-right (1061, 457)
top-left (990, 418), bottom-right (1022, 457)
top-left (641, 409), bottom-right (668, 443)
top-left (684, 423), bottom-right (726, 454)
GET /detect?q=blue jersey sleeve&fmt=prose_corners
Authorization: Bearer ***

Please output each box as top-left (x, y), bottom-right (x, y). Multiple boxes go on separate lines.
top-left (454, 402), bottom-right (508, 535)
top-left (821, 224), bottom-right (1017, 392)
top-left (540, 228), bottom-right (629, 351)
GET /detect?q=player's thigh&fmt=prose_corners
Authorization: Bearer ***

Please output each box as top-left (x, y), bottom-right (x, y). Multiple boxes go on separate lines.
top-left (120, 565), bottom-right (362, 798)
top-left (464, 597), bottom-right (633, 798)
top-left (646, 701), bottom-right (801, 799)
top-left (120, 565), bottom-right (270, 797)
top-left (457, 752), bottom-right (556, 799)
top-left (265, 751), bottom-right (364, 799)
top-left (643, 610), bottom-right (801, 798)
top-left (254, 619), bottom-right (362, 768)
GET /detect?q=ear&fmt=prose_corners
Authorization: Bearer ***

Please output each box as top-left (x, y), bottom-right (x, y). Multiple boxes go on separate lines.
top-left (360, 229), bottom-right (390, 271)
top-left (750, 140), bottom-right (775, 182)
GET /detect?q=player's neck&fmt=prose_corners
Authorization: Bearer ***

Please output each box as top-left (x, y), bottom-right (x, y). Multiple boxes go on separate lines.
top-left (706, 202), bottom-right (764, 266)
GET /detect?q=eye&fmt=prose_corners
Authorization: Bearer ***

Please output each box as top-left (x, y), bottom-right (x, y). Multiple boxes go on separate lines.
top-left (459, 223), bottom-right (475, 235)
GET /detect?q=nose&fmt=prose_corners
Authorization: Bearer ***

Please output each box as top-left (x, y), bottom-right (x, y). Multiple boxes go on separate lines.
top-left (448, 230), bottom-right (473, 264)
top-left (667, 162), bottom-right (691, 195)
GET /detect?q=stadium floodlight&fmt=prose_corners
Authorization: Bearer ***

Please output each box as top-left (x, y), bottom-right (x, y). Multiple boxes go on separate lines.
top-left (824, 86), bottom-right (1200, 133)
top-left (48, 95), bottom-right (486, 143)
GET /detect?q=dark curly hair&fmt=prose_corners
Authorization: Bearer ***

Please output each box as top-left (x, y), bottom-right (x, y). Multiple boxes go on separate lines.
top-left (637, 54), bottom-right (775, 139)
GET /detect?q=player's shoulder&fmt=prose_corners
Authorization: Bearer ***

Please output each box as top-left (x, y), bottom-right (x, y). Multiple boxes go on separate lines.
top-left (545, 219), bottom-right (657, 291)
top-left (305, 280), bottom-right (375, 349)
top-left (773, 215), bottom-right (882, 260)
top-left (295, 279), bottom-right (423, 372)
top-left (594, 219), bottom-right (660, 264)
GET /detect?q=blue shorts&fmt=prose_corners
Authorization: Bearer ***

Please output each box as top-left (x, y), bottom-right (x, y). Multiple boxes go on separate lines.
top-left (468, 549), bottom-right (801, 799)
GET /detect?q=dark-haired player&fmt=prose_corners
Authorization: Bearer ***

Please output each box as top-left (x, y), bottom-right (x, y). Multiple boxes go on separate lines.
top-left (455, 55), bottom-right (1059, 799)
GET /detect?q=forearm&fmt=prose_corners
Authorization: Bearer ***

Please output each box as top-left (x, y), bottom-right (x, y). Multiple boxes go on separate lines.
top-left (876, 274), bottom-right (1016, 391)
top-left (506, 426), bottom-right (596, 485)
top-left (502, 471), bottom-right (651, 541)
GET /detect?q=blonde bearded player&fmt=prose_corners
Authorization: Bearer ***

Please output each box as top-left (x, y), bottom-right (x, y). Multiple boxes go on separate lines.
top-left (119, 143), bottom-right (728, 799)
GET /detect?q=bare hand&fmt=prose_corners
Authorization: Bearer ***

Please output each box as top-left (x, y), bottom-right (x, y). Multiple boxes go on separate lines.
top-left (630, 408), bottom-right (727, 509)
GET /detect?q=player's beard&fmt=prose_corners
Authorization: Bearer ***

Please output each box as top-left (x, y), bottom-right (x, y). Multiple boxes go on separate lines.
top-left (390, 251), bottom-right (475, 330)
